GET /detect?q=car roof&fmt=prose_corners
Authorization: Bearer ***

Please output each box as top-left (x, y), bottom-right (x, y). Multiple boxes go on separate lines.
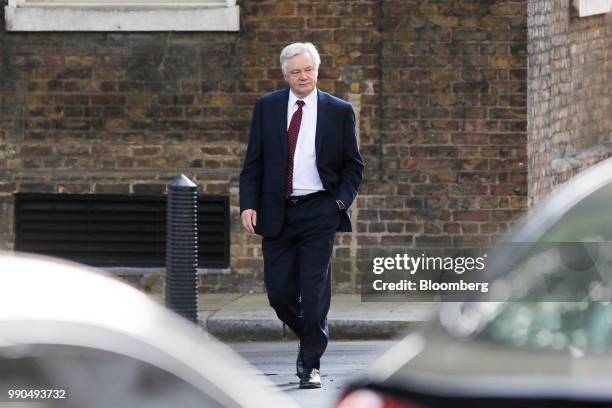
top-left (507, 156), bottom-right (612, 244)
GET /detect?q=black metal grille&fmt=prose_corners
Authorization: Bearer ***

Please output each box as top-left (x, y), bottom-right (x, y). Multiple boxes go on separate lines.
top-left (14, 193), bottom-right (229, 268)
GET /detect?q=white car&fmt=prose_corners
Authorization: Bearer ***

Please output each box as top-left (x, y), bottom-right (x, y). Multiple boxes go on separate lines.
top-left (0, 253), bottom-right (298, 408)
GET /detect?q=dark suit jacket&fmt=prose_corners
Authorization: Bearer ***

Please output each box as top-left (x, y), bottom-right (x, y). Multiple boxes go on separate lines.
top-left (239, 88), bottom-right (364, 238)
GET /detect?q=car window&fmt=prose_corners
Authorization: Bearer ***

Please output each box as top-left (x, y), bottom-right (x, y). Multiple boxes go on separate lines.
top-left (0, 344), bottom-right (224, 408)
top-left (538, 182), bottom-right (612, 243)
top-left (470, 182), bottom-right (612, 352)
top-left (478, 302), bottom-right (612, 353)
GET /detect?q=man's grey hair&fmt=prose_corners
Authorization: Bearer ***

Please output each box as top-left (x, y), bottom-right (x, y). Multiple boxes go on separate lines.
top-left (279, 42), bottom-right (321, 75)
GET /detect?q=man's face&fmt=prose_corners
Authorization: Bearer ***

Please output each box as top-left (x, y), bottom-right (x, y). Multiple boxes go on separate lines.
top-left (283, 52), bottom-right (318, 99)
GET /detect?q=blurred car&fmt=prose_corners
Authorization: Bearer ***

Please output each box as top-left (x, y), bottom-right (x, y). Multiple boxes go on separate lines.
top-left (0, 252), bottom-right (298, 408)
top-left (338, 157), bottom-right (612, 408)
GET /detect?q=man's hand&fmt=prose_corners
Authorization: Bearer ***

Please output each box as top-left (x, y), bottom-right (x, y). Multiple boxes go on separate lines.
top-left (241, 209), bottom-right (257, 234)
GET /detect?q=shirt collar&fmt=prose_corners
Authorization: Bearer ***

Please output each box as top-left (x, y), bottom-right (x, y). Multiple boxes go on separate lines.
top-left (289, 88), bottom-right (317, 109)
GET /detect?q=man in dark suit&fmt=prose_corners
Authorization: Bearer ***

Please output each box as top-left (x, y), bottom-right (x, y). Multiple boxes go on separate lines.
top-left (239, 42), bottom-right (364, 389)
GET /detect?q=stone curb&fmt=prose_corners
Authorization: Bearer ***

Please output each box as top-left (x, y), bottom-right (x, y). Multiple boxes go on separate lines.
top-left (203, 317), bottom-right (428, 341)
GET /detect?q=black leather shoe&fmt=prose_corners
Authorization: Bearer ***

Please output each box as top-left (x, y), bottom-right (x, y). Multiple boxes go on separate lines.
top-left (299, 368), bottom-right (321, 389)
top-left (296, 343), bottom-right (304, 378)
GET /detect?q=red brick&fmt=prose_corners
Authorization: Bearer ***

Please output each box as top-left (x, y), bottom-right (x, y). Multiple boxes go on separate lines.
top-left (454, 211), bottom-right (490, 222)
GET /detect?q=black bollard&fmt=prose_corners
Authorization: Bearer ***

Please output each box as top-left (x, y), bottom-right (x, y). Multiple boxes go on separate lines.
top-left (165, 174), bottom-right (199, 324)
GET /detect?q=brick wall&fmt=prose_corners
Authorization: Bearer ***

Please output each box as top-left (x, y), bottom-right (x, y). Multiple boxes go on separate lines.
top-left (528, 1), bottom-right (612, 205)
top-left (356, 0), bottom-right (528, 277)
top-left (0, 0), bottom-right (528, 292)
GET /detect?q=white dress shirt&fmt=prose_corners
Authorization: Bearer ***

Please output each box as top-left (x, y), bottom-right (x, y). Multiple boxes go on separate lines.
top-left (287, 89), bottom-right (324, 196)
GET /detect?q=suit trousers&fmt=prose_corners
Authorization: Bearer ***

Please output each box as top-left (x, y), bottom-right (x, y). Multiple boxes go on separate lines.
top-left (262, 192), bottom-right (340, 370)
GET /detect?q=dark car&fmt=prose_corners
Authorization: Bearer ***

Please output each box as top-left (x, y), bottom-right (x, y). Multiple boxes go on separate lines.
top-left (0, 253), bottom-right (298, 408)
top-left (338, 157), bottom-right (612, 408)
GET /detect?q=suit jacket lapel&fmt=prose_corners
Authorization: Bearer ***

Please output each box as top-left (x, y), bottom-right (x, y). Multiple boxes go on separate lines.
top-left (315, 89), bottom-right (325, 159)
top-left (278, 89), bottom-right (289, 162)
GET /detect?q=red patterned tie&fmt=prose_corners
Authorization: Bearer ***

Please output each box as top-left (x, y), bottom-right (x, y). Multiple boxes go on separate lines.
top-left (286, 100), bottom-right (305, 197)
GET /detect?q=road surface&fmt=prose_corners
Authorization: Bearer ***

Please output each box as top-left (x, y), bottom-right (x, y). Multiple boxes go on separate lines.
top-left (229, 340), bottom-right (396, 408)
